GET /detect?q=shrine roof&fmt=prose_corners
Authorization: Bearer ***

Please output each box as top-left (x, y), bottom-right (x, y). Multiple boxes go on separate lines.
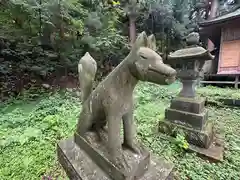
top-left (199, 8), bottom-right (240, 27)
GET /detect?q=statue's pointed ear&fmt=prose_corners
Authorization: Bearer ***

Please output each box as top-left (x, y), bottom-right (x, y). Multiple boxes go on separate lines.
top-left (131, 31), bottom-right (148, 52)
top-left (83, 52), bottom-right (92, 59)
top-left (82, 52), bottom-right (95, 61)
top-left (147, 34), bottom-right (157, 51)
top-left (79, 52), bottom-right (95, 65)
top-left (85, 52), bottom-right (90, 56)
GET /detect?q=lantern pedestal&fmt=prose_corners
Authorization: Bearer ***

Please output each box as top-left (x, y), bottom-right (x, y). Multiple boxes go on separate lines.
top-left (159, 96), bottom-right (223, 161)
top-left (159, 32), bottom-right (224, 161)
top-left (159, 96), bottom-right (224, 161)
top-left (158, 120), bottom-right (224, 161)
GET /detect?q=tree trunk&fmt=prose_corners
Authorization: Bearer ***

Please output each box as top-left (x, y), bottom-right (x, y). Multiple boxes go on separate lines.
top-left (129, 16), bottom-right (136, 46)
top-left (58, 0), bottom-right (64, 39)
top-left (204, 0), bottom-right (219, 75)
top-left (39, 0), bottom-right (42, 37)
top-left (207, 0), bottom-right (219, 52)
top-left (128, 0), bottom-right (138, 46)
top-left (209, 0), bottom-right (219, 19)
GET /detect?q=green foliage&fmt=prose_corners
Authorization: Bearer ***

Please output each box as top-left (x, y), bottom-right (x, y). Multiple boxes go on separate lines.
top-left (174, 133), bottom-right (189, 151)
top-left (0, 0), bottom-right (128, 100)
top-left (137, 0), bottom-right (189, 51)
top-left (1, 1), bottom-right (240, 178)
top-left (197, 85), bottom-right (240, 100)
top-left (0, 90), bottom-right (79, 179)
top-left (1, 83), bottom-right (240, 179)
top-left (135, 0), bottom-right (211, 52)
top-left (134, 83), bottom-right (240, 179)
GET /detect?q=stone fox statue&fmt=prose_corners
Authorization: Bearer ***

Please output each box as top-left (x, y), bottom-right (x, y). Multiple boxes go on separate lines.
top-left (76, 31), bottom-right (177, 170)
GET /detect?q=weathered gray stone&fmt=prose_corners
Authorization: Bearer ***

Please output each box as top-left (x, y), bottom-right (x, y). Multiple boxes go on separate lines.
top-left (159, 32), bottom-right (224, 161)
top-left (165, 108), bottom-right (208, 130)
top-left (188, 136), bottom-right (224, 161)
top-left (170, 97), bottom-right (206, 114)
top-left (57, 137), bottom-right (174, 180)
top-left (168, 32), bottom-right (214, 61)
top-left (168, 46), bottom-right (214, 61)
top-left (74, 131), bottom-right (150, 180)
top-left (76, 31), bottom-right (176, 171)
top-left (58, 31), bottom-right (176, 179)
top-left (159, 120), bottom-right (213, 149)
top-left (158, 121), bottom-right (224, 161)
top-left (78, 52), bottom-right (97, 102)
top-left (167, 32), bottom-right (214, 99)
top-left (178, 80), bottom-right (197, 98)
top-left (147, 34), bottom-right (157, 51)
top-left (186, 32), bottom-right (200, 46)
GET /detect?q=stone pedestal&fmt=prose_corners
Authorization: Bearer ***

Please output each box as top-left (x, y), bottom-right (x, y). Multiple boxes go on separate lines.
top-left (166, 97), bottom-right (208, 130)
top-left (159, 97), bottom-right (224, 161)
top-left (159, 32), bottom-right (224, 161)
top-left (57, 131), bottom-right (174, 180)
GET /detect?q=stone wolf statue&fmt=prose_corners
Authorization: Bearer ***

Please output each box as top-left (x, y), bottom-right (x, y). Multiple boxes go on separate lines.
top-left (77, 31), bottom-right (177, 170)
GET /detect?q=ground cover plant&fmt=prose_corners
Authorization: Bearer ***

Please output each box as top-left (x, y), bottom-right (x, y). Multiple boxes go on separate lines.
top-left (0, 83), bottom-right (240, 180)
top-left (1, 1), bottom-right (240, 179)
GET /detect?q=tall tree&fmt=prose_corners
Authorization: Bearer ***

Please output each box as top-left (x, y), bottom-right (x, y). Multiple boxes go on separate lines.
top-left (121, 0), bottom-right (140, 46)
top-left (207, 0), bottom-right (219, 51)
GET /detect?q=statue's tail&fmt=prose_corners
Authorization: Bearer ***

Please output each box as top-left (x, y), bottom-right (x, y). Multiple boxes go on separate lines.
top-left (78, 52), bottom-right (97, 102)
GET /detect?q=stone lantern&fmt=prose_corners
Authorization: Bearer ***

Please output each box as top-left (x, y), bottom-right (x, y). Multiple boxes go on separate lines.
top-left (169, 32), bottom-right (214, 98)
top-left (159, 32), bottom-right (224, 160)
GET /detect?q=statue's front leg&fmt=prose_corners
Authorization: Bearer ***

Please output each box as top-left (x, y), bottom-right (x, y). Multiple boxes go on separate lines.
top-left (76, 105), bottom-right (93, 136)
top-left (122, 108), bottom-right (141, 155)
top-left (107, 113), bottom-right (128, 170)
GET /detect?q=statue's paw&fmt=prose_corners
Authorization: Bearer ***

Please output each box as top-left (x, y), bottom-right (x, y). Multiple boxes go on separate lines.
top-left (165, 76), bottom-right (176, 84)
top-left (129, 145), bottom-right (141, 155)
top-left (101, 125), bottom-right (108, 133)
top-left (113, 153), bottom-right (130, 171)
top-left (122, 142), bottom-right (141, 155)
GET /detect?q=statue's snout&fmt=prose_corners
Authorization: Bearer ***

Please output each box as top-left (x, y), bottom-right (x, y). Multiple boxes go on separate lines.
top-left (152, 61), bottom-right (176, 77)
top-left (167, 66), bottom-right (177, 77)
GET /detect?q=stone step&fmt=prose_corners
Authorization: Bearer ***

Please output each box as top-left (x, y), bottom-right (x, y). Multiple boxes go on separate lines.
top-left (170, 97), bottom-right (206, 114)
top-left (74, 131), bottom-right (150, 180)
top-left (159, 120), bottom-right (213, 149)
top-left (165, 108), bottom-right (208, 130)
top-left (57, 137), bottom-right (174, 180)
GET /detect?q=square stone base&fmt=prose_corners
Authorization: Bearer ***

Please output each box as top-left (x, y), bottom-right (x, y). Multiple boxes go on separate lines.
top-left (159, 120), bottom-right (213, 148)
top-left (74, 132), bottom-right (150, 180)
top-left (158, 120), bottom-right (224, 161)
top-left (57, 137), bottom-right (174, 180)
top-left (165, 108), bottom-right (208, 130)
top-left (188, 138), bottom-right (224, 161)
top-left (170, 97), bottom-right (206, 114)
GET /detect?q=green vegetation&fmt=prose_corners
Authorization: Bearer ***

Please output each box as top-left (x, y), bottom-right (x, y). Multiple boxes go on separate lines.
top-left (1, 0), bottom-right (240, 179)
top-left (0, 0), bottom-right (214, 100)
top-left (1, 83), bottom-right (240, 180)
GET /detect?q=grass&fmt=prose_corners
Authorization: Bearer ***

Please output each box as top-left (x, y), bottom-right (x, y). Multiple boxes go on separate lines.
top-left (0, 83), bottom-right (240, 180)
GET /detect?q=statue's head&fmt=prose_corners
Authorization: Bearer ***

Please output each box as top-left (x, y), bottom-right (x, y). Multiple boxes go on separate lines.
top-left (129, 31), bottom-right (176, 85)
